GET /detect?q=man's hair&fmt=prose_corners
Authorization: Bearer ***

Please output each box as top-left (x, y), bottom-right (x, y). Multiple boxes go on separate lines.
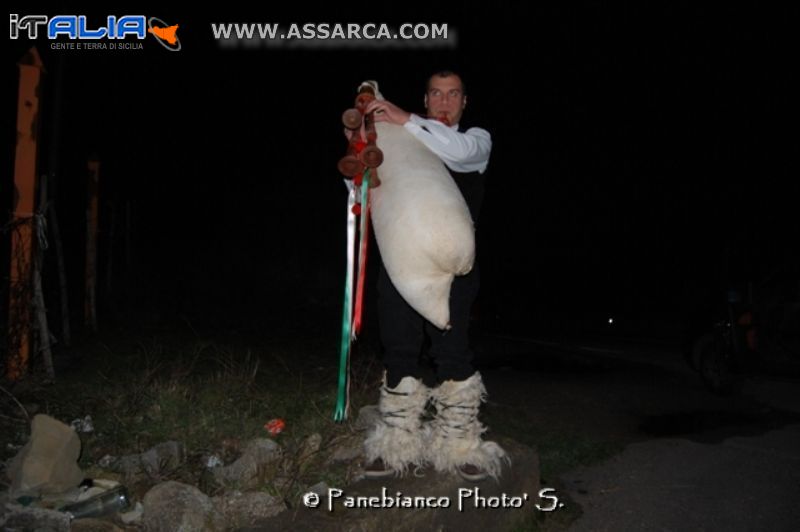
top-left (427, 70), bottom-right (466, 95)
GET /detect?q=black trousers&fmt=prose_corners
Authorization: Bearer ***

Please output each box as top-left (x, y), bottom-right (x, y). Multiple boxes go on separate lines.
top-left (378, 262), bottom-right (480, 388)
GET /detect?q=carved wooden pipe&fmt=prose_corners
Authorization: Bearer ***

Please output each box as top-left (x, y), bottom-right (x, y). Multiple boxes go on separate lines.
top-left (354, 86), bottom-right (384, 169)
top-left (337, 142), bottom-right (363, 177)
top-left (360, 111), bottom-right (383, 168)
top-left (342, 108), bottom-right (362, 130)
top-left (338, 85), bottom-right (382, 186)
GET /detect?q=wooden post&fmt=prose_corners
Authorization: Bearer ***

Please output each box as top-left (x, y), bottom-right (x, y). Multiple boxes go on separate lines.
top-left (6, 47), bottom-right (44, 381)
top-left (85, 156), bottom-right (100, 333)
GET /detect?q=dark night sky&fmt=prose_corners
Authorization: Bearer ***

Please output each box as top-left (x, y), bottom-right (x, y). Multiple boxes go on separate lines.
top-left (4, 5), bottom-right (797, 338)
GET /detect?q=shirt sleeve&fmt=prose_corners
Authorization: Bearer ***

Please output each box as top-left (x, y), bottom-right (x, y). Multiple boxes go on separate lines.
top-left (403, 114), bottom-right (492, 174)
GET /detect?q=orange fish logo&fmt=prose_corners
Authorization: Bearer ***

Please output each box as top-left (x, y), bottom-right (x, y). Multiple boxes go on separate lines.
top-left (148, 17), bottom-right (181, 51)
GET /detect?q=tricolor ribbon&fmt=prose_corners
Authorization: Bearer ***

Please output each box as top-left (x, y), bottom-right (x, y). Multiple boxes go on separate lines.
top-left (334, 169), bottom-right (371, 422)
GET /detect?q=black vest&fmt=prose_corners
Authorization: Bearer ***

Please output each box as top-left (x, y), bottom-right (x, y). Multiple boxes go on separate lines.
top-left (448, 123), bottom-right (487, 222)
top-left (449, 168), bottom-right (486, 223)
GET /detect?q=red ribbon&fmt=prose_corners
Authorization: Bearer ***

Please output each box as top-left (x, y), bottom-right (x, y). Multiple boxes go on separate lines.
top-left (352, 181), bottom-right (370, 336)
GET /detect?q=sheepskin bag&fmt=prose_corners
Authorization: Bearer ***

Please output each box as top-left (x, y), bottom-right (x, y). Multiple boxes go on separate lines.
top-left (371, 121), bottom-right (475, 330)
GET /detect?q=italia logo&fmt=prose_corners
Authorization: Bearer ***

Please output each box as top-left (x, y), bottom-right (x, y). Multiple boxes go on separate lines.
top-left (9, 15), bottom-right (181, 51)
top-left (147, 17), bottom-right (181, 51)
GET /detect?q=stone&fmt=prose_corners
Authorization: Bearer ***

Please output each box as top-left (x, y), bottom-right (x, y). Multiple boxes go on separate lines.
top-left (355, 405), bottom-right (380, 432)
top-left (212, 490), bottom-right (285, 528)
top-left (300, 433), bottom-right (322, 460)
top-left (119, 501), bottom-right (143, 524)
top-left (7, 414), bottom-right (84, 496)
top-left (113, 441), bottom-right (183, 477)
top-left (307, 481), bottom-right (330, 496)
top-left (0, 503), bottom-right (71, 532)
top-left (212, 438), bottom-right (282, 489)
top-left (327, 434), bottom-right (365, 464)
top-left (298, 433), bottom-right (322, 473)
top-left (142, 481), bottom-right (224, 532)
top-left (70, 517), bottom-right (124, 531)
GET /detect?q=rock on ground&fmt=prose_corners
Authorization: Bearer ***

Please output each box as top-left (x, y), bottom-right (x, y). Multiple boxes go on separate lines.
top-left (212, 438), bottom-right (282, 490)
top-left (143, 481), bottom-right (224, 531)
top-left (0, 503), bottom-right (71, 532)
top-left (212, 491), bottom-right (286, 528)
top-left (7, 414), bottom-right (84, 496)
top-left (113, 441), bottom-right (184, 477)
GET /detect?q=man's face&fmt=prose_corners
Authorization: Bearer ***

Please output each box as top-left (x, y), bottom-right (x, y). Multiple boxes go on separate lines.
top-left (425, 74), bottom-right (466, 126)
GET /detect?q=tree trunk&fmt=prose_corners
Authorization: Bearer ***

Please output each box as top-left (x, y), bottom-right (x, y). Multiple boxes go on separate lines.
top-left (85, 157), bottom-right (100, 333)
top-left (106, 203), bottom-right (115, 296)
top-left (32, 173), bottom-right (54, 380)
top-left (33, 242), bottom-right (55, 380)
top-left (47, 195), bottom-right (71, 347)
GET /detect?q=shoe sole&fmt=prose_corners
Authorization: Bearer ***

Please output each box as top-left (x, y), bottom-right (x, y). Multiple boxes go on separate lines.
top-left (458, 471), bottom-right (489, 482)
top-left (364, 470), bottom-right (396, 480)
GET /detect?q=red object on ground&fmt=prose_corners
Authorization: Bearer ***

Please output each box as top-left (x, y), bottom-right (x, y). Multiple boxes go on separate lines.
top-left (264, 418), bottom-right (285, 435)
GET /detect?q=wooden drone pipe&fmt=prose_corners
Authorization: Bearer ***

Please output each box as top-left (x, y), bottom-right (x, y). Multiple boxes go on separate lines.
top-left (359, 110), bottom-right (383, 167)
top-left (342, 108), bottom-right (362, 130)
top-left (337, 83), bottom-right (383, 185)
top-left (337, 142), bottom-right (363, 177)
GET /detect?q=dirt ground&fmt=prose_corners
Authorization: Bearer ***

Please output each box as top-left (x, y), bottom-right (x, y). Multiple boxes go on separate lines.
top-left (472, 332), bottom-right (800, 531)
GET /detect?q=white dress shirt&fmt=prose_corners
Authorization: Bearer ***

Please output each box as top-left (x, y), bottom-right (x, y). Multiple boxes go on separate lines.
top-left (403, 114), bottom-right (492, 174)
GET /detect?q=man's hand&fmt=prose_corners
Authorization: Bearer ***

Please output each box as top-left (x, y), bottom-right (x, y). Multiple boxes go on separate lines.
top-left (366, 99), bottom-right (411, 125)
